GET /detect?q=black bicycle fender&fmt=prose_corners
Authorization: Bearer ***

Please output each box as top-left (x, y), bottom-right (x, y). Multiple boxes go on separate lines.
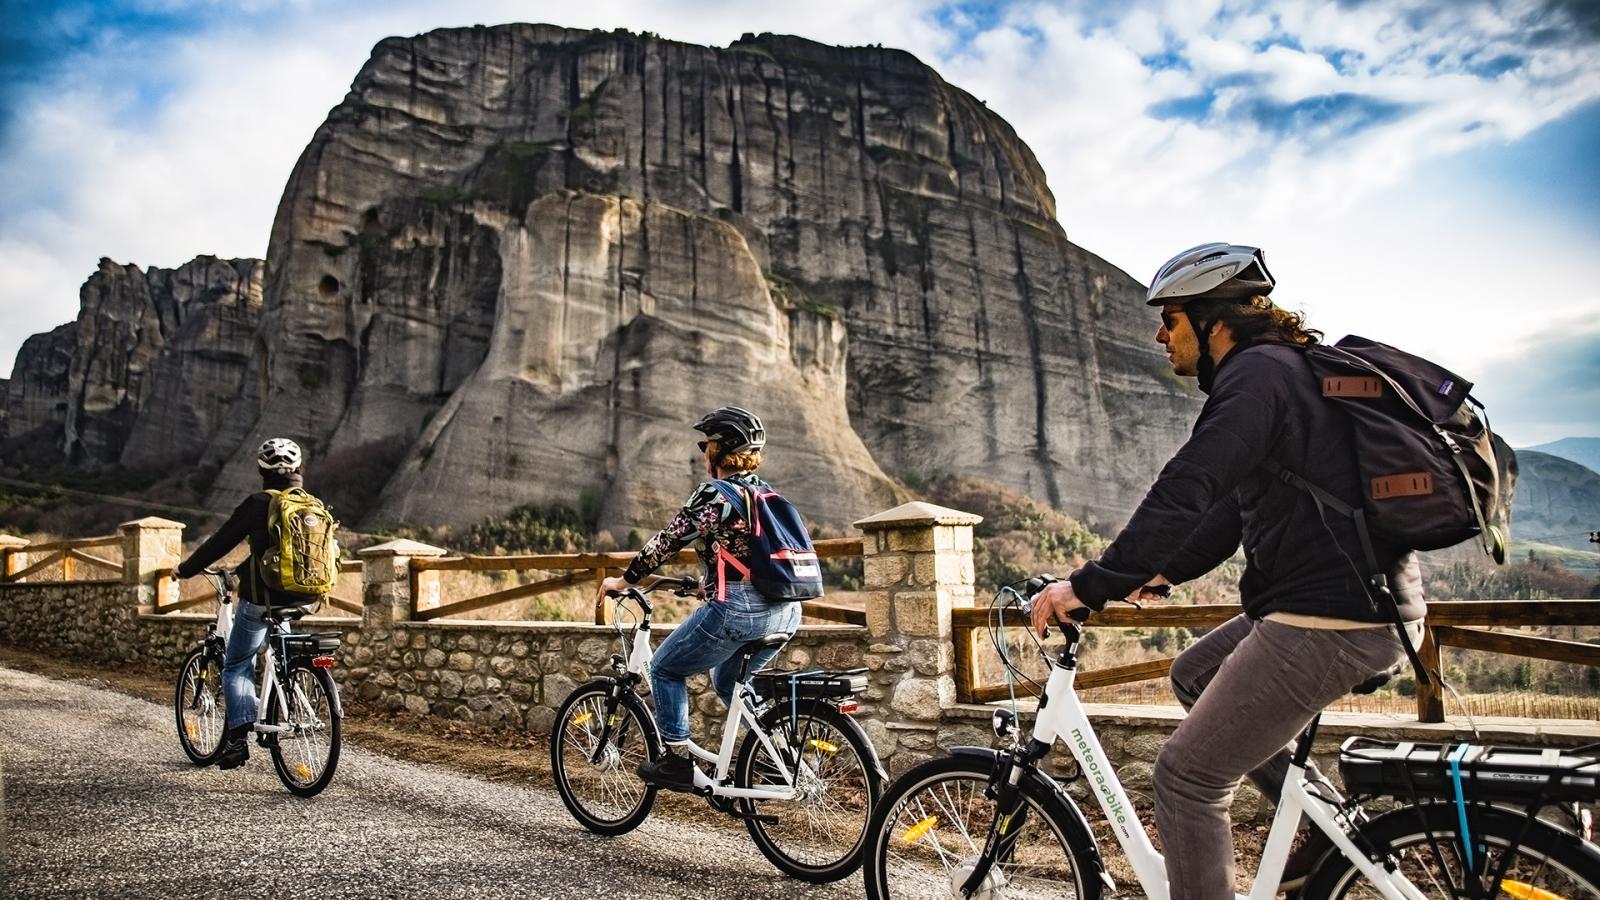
top-left (948, 746), bottom-right (1109, 884)
top-left (762, 699), bottom-right (890, 782)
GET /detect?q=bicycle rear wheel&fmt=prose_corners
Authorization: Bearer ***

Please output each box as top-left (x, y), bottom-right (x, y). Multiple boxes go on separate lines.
top-left (550, 680), bottom-right (660, 836)
top-left (734, 700), bottom-right (882, 883)
top-left (864, 754), bottom-right (1102, 899)
top-left (266, 661), bottom-right (341, 797)
top-left (1303, 802), bottom-right (1600, 899)
top-left (174, 645), bottom-right (226, 765)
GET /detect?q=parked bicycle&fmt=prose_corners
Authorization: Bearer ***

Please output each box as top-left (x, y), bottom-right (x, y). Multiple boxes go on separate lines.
top-left (174, 568), bottom-right (343, 797)
top-left (550, 575), bottom-right (885, 883)
top-left (862, 576), bottom-right (1600, 899)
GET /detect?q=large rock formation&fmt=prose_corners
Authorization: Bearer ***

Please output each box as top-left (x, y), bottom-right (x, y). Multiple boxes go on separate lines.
top-left (7, 25), bottom-right (1200, 535)
top-left (1, 256), bottom-right (263, 467)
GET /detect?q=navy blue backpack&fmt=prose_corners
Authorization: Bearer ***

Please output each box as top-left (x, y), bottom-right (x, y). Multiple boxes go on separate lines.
top-left (708, 480), bottom-right (824, 602)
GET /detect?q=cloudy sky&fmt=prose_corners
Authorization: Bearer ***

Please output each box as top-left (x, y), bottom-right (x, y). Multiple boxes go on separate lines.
top-left (1, 0), bottom-right (1597, 446)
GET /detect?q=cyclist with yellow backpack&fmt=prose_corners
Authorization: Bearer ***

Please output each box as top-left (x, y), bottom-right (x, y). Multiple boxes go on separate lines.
top-left (175, 438), bottom-right (340, 770)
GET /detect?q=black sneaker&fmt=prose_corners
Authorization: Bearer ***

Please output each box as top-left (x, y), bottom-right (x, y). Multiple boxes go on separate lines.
top-left (216, 723), bottom-right (250, 770)
top-left (636, 750), bottom-right (695, 792)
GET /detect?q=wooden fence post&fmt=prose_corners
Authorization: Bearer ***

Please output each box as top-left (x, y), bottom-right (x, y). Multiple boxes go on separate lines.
top-left (1415, 625), bottom-right (1445, 723)
top-left (0, 535), bottom-right (29, 581)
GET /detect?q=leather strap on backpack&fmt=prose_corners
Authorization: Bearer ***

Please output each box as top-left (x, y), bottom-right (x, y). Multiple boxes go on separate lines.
top-left (1264, 459), bottom-right (1433, 687)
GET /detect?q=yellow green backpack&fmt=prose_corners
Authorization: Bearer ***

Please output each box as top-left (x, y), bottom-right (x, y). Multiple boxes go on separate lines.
top-left (261, 487), bottom-right (340, 597)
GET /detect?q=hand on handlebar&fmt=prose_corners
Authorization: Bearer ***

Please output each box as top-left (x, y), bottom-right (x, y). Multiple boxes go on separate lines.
top-left (1030, 578), bottom-right (1090, 637)
top-left (598, 575), bottom-right (631, 603)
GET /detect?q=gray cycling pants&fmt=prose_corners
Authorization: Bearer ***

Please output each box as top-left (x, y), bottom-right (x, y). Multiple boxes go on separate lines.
top-left (1156, 614), bottom-right (1405, 899)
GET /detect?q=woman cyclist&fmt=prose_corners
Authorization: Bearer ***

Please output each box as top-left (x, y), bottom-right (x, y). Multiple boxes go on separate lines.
top-left (599, 406), bottom-right (802, 791)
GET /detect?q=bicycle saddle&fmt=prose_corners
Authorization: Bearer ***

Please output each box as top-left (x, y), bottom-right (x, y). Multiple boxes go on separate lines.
top-left (739, 633), bottom-right (793, 655)
top-left (267, 605), bottom-right (312, 623)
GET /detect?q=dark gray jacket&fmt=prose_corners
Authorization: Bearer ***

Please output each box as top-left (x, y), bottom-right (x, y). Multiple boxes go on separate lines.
top-left (1071, 341), bottom-right (1425, 622)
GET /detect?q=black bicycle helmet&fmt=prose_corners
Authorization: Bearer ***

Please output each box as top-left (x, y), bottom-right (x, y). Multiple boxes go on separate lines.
top-left (692, 406), bottom-right (766, 454)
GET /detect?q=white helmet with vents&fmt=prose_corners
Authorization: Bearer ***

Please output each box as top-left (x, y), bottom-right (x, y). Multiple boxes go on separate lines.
top-left (1146, 243), bottom-right (1274, 305)
top-left (256, 438), bottom-right (303, 474)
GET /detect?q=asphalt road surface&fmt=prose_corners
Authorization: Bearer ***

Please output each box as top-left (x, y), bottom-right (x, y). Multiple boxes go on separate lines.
top-left (0, 666), bottom-right (859, 899)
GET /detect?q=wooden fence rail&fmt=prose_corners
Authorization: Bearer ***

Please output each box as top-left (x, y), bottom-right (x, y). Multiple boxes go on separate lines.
top-left (409, 537), bottom-right (867, 624)
top-left (951, 599), bottom-right (1600, 722)
top-left (1, 534), bottom-right (123, 584)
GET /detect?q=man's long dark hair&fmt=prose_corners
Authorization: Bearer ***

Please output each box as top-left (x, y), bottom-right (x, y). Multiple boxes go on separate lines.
top-left (1189, 295), bottom-right (1323, 347)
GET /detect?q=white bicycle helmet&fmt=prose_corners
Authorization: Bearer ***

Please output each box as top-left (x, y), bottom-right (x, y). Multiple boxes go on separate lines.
top-left (1146, 243), bottom-right (1274, 305)
top-left (256, 438), bottom-right (303, 474)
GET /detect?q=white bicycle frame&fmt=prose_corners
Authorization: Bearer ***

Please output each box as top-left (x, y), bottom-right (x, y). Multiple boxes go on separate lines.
top-left (620, 606), bottom-right (803, 803)
top-left (210, 596), bottom-right (315, 738)
top-left (1034, 659), bottom-right (1429, 900)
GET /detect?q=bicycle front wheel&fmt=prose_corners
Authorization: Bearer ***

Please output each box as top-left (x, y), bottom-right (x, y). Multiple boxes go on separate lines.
top-left (864, 754), bottom-right (1102, 900)
top-left (266, 661), bottom-right (341, 797)
top-left (174, 645), bottom-right (226, 765)
top-left (550, 680), bottom-right (660, 836)
top-left (1303, 802), bottom-right (1600, 899)
top-left (734, 700), bottom-right (882, 883)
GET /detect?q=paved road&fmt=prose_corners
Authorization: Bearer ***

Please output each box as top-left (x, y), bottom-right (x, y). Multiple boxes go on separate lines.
top-left (0, 666), bottom-right (857, 899)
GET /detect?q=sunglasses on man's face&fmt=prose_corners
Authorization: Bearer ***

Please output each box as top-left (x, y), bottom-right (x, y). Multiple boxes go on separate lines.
top-left (1160, 308), bottom-right (1184, 331)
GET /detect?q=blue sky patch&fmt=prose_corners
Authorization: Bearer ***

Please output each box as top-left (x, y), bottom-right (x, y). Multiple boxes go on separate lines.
top-left (1236, 92), bottom-right (1412, 139)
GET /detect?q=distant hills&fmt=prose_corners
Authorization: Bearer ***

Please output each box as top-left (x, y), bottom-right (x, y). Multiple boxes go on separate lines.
top-left (1512, 449), bottom-right (1600, 554)
top-left (1525, 437), bottom-right (1600, 475)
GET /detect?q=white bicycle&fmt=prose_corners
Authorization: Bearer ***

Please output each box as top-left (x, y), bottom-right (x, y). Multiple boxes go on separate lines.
top-left (549, 576), bottom-right (886, 883)
top-left (174, 568), bottom-right (343, 796)
top-left (862, 576), bottom-right (1600, 899)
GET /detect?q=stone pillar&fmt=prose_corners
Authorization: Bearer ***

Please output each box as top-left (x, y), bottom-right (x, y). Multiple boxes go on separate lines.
top-left (0, 535), bottom-right (29, 581)
top-left (855, 502), bottom-right (981, 769)
top-left (359, 539), bottom-right (448, 629)
top-left (118, 517), bottom-right (184, 610)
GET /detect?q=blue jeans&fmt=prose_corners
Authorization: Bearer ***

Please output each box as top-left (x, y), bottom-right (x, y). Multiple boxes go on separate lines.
top-left (649, 583), bottom-right (801, 744)
top-left (223, 600), bottom-right (267, 730)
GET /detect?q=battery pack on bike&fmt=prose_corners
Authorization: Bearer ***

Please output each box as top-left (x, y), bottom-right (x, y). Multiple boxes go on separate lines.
top-left (1339, 736), bottom-right (1599, 804)
top-left (279, 632), bottom-right (342, 667)
top-left (751, 668), bottom-right (868, 701)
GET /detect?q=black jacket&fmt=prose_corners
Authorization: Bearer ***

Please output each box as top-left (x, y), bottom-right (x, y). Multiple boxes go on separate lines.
top-left (176, 472), bottom-right (307, 606)
top-left (1071, 341), bottom-right (1425, 623)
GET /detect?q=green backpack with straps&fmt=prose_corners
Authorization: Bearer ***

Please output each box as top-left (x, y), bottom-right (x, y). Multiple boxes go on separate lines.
top-left (259, 487), bottom-right (340, 598)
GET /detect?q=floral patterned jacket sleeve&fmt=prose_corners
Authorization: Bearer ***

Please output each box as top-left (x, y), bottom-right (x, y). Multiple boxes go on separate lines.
top-left (621, 477), bottom-right (759, 585)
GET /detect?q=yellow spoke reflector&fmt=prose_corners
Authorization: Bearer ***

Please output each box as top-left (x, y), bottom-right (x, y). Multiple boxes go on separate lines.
top-left (901, 815), bottom-right (939, 844)
top-left (295, 764), bottom-right (313, 779)
top-left (572, 712), bottom-right (593, 727)
top-left (186, 722), bottom-right (198, 740)
top-left (807, 738), bottom-right (839, 755)
top-left (1500, 881), bottom-right (1565, 900)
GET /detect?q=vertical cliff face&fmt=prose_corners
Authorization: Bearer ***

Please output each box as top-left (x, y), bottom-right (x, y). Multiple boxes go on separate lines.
top-left (198, 24), bottom-right (1195, 532)
top-left (3, 324), bottom-right (77, 454)
top-left (2, 256), bottom-right (263, 469)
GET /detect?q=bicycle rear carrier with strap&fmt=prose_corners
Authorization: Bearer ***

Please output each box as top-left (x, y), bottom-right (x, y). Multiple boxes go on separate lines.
top-left (1339, 736), bottom-right (1599, 804)
top-left (751, 668), bottom-right (868, 701)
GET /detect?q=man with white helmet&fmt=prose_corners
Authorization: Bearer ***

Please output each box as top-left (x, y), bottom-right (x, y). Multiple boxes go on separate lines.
top-left (1031, 244), bottom-right (1424, 897)
top-left (174, 437), bottom-right (310, 770)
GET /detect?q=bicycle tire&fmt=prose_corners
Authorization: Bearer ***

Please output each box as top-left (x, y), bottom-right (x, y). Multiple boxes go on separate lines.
top-left (733, 699), bottom-right (883, 883)
top-left (863, 753), bottom-right (1104, 900)
top-left (1302, 802), bottom-right (1600, 899)
top-left (550, 679), bottom-right (660, 836)
top-left (266, 660), bottom-right (341, 797)
top-left (174, 645), bottom-right (227, 765)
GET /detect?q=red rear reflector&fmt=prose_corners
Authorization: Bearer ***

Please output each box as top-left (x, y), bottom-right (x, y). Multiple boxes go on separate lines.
top-left (837, 700), bottom-right (860, 715)
top-left (311, 656), bottom-right (337, 668)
